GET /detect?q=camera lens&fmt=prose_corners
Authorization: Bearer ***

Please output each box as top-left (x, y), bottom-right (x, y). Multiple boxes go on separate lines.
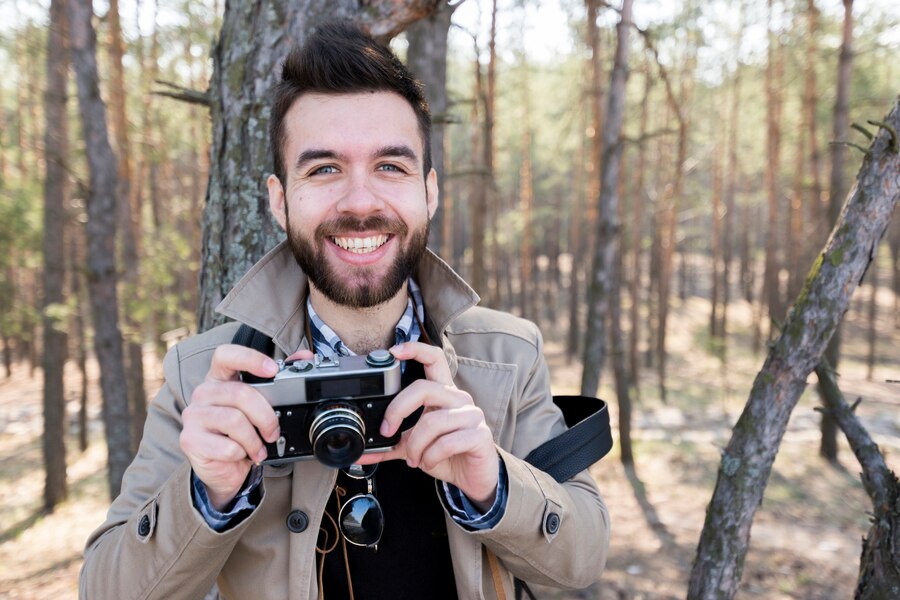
top-left (309, 403), bottom-right (366, 468)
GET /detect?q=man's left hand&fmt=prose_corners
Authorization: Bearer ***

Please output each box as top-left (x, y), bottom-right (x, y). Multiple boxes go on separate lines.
top-left (356, 341), bottom-right (499, 511)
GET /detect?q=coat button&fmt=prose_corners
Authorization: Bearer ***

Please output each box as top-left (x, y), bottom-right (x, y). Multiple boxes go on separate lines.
top-left (544, 512), bottom-right (560, 535)
top-left (286, 510), bottom-right (309, 533)
top-left (138, 515), bottom-right (151, 537)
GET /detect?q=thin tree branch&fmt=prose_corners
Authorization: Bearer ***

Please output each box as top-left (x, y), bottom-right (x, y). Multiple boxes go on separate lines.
top-left (152, 80), bottom-right (211, 107)
top-left (815, 358), bottom-right (892, 508)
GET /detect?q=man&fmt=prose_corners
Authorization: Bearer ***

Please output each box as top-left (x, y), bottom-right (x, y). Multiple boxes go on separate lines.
top-left (80, 22), bottom-right (609, 600)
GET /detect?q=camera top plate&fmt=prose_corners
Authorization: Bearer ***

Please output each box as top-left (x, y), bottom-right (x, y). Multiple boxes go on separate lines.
top-left (251, 350), bottom-right (402, 406)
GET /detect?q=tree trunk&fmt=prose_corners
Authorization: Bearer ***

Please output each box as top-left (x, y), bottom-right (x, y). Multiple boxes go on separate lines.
top-left (42, 0), bottom-right (70, 513)
top-left (581, 0), bottom-right (632, 396)
top-left (710, 127), bottom-right (724, 339)
top-left (486, 0), bottom-right (500, 309)
top-left (198, 0), bottom-right (441, 331)
top-left (67, 0), bottom-right (133, 499)
top-left (721, 7), bottom-right (744, 355)
top-left (69, 226), bottom-right (90, 452)
top-left (405, 2), bottom-right (456, 255)
top-left (763, 0), bottom-right (785, 331)
top-left (108, 0), bottom-right (147, 454)
top-left (628, 69), bottom-right (651, 387)
top-left (567, 110), bottom-right (587, 359)
top-left (465, 34), bottom-right (487, 298)
top-left (687, 98), bottom-right (900, 600)
top-left (518, 74), bottom-right (534, 324)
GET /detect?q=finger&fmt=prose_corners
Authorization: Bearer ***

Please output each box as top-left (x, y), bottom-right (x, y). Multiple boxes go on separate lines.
top-left (379, 380), bottom-right (473, 437)
top-left (418, 427), bottom-right (493, 472)
top-left (191, 404), bottom-right (271, 464)
top-left (285, 349), bottom-right (315, 362)
top-left (206, 344), bottom-right (279, 383)
top-left (189, 380), bottom-right (280, 443)
top-left (403, 406), bottom-right (484, 468)
top-left (389, 342), bottom-right (453, 385)
top-left (354, 444), bottom-right (407, 466)
top-left (180, 425), bottom-right (256, 465)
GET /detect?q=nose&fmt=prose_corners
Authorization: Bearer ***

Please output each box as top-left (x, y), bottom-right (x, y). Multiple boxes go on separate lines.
top-left (335, 170), bottom-right (386, 216)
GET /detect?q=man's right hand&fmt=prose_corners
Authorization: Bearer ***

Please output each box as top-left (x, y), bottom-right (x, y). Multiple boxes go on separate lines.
top-left (179, 345), bottom-right (304, 511)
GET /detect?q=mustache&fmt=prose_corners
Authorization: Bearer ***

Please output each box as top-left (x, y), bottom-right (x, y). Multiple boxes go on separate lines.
top-left (315, 215), bottom-right (408, 238)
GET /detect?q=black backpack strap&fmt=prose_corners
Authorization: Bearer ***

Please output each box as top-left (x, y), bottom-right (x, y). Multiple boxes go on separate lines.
top-left (524, 395), bottom-right (612, 483)
top-left (232, 323), bottom-right (276, 383)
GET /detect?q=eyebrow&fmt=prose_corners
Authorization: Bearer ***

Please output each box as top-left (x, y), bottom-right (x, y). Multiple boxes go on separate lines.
top-left (294, 149), bottom-right (347, 172)
top-left (373, 144), bottom-right (418, 163)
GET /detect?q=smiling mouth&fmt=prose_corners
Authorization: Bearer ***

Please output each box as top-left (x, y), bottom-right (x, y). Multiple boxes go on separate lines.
top-left (330, 234), bottom-right (391, 254)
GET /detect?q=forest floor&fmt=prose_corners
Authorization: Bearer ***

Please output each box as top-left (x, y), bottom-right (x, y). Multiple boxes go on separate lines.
top-left (1, 282), bottom-right (898, 599)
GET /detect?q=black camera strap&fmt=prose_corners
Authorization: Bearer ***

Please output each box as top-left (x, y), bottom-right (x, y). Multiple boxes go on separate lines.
top-left (230, 323), bottom-right (612, 480)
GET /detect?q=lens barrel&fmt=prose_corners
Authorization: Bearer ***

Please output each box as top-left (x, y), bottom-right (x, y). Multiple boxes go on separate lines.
top-left (309, 404), bottom-right (366, 468)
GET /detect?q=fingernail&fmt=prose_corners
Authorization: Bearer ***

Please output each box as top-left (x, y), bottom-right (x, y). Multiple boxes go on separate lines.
top-left (256, 448), bottom-right (268, 463)
top-left (389, 344), bottom-right (403, 354)
top-left (380, 420), bottom-right (390, 436)
top-left (263, 358), bottom-right (278, 372)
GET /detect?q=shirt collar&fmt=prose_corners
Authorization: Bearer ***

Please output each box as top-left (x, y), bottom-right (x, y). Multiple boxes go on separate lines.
top-left (306, 278), bottom-right (424, 358)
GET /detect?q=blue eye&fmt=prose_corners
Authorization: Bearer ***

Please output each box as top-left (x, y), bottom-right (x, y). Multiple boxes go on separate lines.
top-left (311, 165), bottom-right (338, 175)
top-left (377, 164), bottom-right (403, 173)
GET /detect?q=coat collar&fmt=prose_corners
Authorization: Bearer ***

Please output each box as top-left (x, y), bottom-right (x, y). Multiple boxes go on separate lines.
top-left (215, 240), bottom-right (479, 359)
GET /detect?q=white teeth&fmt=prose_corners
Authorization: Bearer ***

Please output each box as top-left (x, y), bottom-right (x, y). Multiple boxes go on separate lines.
top-left (332, 235), bottom-right (389, 254)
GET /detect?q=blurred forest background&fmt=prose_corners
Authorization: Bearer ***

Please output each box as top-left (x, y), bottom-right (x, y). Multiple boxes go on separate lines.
top-left (0, 0), bottom-right (898, 598)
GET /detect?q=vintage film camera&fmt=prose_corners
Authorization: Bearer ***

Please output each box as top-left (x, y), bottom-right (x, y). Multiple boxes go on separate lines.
top-left (250, 349), bottom-right (407, 468)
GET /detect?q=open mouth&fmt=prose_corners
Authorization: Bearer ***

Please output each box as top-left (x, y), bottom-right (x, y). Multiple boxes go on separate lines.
top-left (330, 234), bottom-right (391, 254)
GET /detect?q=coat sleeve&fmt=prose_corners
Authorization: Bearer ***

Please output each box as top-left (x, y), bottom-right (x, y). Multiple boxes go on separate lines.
top-left (465, 325), bottom-right (611, 590)
top-left (79, 332), bottom-right (259, 600)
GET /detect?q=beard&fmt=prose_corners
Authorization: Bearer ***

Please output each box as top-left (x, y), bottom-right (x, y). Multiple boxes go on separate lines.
top-left (285, 212), bottom-right (430, 309)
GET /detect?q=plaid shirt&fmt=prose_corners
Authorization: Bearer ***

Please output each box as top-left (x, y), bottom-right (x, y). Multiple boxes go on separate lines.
top-left (193, 278), bottom-right (507, 531)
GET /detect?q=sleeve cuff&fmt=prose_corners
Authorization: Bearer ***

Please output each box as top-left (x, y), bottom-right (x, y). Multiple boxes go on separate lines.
top-left (191, 465), bottom-right (263, 532)
top-left (441, 457), bottom-right (508, 531)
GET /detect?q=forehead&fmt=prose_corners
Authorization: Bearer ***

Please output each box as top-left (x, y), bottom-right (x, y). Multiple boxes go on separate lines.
top-left (282, 91), bottom-right (423, 158)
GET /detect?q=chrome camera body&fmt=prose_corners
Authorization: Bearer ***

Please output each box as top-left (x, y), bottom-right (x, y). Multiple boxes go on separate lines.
top-left (250, 350), bottom-right (404, 469)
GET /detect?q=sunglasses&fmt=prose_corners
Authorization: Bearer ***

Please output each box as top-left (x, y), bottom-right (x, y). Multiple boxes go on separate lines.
top-left (339, 463), bottom-right (383, 550)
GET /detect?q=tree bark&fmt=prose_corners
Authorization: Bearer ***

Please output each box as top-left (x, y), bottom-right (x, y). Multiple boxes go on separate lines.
top-left (406, 1), bottom-right (456, 256)
top-left (198, 0), bottom-right (441, 331)
top-left (67, 0), bottom-right (134, 499)
top-left (687, 98), bottom-right (900, 600)
top-left (42, 0), bottom-right (70, 513)
top-left (581, 0), bottom-right (632, 396)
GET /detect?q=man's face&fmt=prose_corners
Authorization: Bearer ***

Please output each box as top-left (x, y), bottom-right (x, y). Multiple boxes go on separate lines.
top-left (268, 92), bottom-right (438, 308)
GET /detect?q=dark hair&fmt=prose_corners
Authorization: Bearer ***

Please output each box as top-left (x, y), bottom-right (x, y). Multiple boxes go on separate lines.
top-left (268, 21), bottom-right (432, 185)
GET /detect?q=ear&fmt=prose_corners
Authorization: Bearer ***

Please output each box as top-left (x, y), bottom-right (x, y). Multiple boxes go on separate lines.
top-left (268, 174), bottom-right (287, 231)
top-left (425, 168), bottom-right (439, 219)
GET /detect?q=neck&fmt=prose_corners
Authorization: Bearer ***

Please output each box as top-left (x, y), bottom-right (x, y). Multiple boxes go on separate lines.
top-left (308, 283), bottom-right (409, 355)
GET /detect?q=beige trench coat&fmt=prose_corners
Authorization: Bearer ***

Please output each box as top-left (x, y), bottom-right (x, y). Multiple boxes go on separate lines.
top-left (79, 242), bottom-right (610, 600)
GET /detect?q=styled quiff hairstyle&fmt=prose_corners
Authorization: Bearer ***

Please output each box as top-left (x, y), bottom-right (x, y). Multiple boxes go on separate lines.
top-left (268, 21), bottom-right (432, 185)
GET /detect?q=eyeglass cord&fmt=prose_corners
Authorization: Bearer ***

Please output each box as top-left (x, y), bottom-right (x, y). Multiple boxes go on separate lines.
top-left (316, 486), bottom-right (355, 600)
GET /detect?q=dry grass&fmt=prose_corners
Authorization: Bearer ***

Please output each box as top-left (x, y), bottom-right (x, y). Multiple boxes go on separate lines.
top-left (1, 283), bottom-right (898, 599)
